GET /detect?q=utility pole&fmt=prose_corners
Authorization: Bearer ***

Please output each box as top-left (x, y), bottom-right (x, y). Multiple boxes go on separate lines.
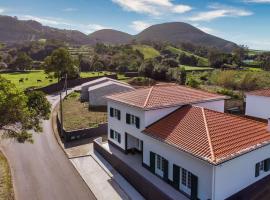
top-left (59, 89), bottom-right (63, 137)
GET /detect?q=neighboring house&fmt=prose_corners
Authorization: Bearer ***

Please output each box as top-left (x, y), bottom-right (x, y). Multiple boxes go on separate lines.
top-left (89, 81), bottom-right (134, 106)
top-left (80, 77), bottom-right (132, 102)
top-left (245, 89), bottom-right (270, 120)
top-left (106, 85), bottom-right (270, 200)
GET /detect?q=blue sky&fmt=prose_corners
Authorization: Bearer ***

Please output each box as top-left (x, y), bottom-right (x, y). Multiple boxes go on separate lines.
top-left (0, 0), bottom-right (269, 50)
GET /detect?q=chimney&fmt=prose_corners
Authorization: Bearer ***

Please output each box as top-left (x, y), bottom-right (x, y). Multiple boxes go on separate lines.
top-left (268, 118), bottom-right (270, 132)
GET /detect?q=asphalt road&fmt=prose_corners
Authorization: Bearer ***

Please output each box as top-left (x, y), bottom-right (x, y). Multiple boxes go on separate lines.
top-left (0, 92), bottom-right (96, 200)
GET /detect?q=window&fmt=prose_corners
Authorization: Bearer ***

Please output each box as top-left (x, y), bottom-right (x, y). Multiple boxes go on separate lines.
top-left (156, 154), bottom-right (163, 170)
top-left (260, 161), bottom-right (264, 171)
top-left (110, 107), bottom-right (121, 120)
top-left (110, 129), bottom-right (121, 143)
top-left (181, 168), bottom-right (192, 189)
top-left (255, 159), bottom-right (270, 177)
top-left (126, 113), bottom-right (140, 129)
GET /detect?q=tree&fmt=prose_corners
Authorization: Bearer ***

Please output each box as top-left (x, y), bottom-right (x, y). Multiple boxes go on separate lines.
top-left (138, 59), bottom-right (154, 78)
top-left (261, 55), bottom-right (270, 71)
top-left (12, 52), bottom-right (33, 70)
top-left (233, 45), bottom-right (248, 68)
top-left (0, 77), bottom-right (51, 142)
top-left (179, 67), bottom-right (187, 85)
top-left (42, 47), bottom-right (79, 80)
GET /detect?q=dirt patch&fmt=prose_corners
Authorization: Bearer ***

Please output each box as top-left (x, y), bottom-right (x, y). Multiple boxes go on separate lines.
top-left (0, 151), bottom-right (14, 200)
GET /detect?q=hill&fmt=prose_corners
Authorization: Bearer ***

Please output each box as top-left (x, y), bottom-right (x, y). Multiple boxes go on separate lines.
top-left (135, 22), bottom-right (237, 52)
top-left (88, 29), bottom-right (132, 45)
top-left (0, 15), bottom-right (91, 45)
top-left (132, 44), bottom-right (160, 59)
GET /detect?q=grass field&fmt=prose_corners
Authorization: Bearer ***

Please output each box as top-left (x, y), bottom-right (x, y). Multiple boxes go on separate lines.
top-left (181, 65), bottom-right (213, 71)
top-left (61, 92), bottom-right (107, 131)
top-left (166, 46), bottom-right (209, 66)
top-left (80, 71), bottom-right (114, 78)
top-left (132, 45), bottom-right (160, 59)
top-left (0, 70), bottom-right (57, 91)
top-left (0, 151), bottom-right (14, 200)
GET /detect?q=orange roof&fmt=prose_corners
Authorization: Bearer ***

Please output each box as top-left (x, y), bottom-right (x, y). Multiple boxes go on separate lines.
top-left (106, 85), bottom-right (227, 110)
top-left (143, 105), bottom-right (270, 165)
top-left (247, 89), bottom-right (270, 97)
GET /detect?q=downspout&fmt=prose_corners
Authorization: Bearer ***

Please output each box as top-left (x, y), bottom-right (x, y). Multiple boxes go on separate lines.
top-left (212, 165), bottom-right (216, 200)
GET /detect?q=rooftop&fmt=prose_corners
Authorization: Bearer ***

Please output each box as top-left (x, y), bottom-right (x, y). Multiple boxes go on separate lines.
top-left (88, 80), bottom-right (134, 91)
top-left (143, 105), bottom-right (270, 165)
top-left (246, 89), bottom-right (270, 97)
top-left (106, 85), bottom-right (227, 110)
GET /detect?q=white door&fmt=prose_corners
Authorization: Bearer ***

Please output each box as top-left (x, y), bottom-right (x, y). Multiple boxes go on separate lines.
top-left (155, 154), bottom-right (164, 177)
top-left (180, 168), bottom-right (191, 195)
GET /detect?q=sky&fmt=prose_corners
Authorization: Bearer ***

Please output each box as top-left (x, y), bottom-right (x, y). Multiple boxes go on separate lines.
top-left (0, 0), bottom-right (269, 50)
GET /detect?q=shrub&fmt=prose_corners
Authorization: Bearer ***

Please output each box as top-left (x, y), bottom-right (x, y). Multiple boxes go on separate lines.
top-left (217, 88), bottom-right (240, 99)
top-left (128, 77), bottom-right (156, 86)
top-left (187, 77), bottom-right (200, 88)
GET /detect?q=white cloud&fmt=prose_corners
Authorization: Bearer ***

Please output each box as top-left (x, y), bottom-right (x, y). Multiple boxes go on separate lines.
top-left (130, 20), bottom-right (151, 32)
top-left (0, 8), bottom-right (5, 14)
top-left (189, 5), bottom-right (253, 21)
top-left (112, 0), bottom-right (192, 16)
top-left (62, 8), bottom-right (78, 12)
top-left (244, 0), bottom-right (270, 3)
top-left (18, 15), bottom-right (71, 26)
top-left (84, 24), bottom-right (109, 34)
top-left (192, 23), bottom-right (215, 34)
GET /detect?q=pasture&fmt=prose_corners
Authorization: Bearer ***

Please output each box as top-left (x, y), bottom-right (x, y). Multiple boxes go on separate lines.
top-left (132, 44), bottom-right (160, 59)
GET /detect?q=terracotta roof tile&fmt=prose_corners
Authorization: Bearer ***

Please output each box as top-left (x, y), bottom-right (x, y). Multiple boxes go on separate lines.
top-left (246, 89), bottom-right (270, 97)
top-left (143, 105), bottom-right (270, 165)
top-left (107, 85), bottom-right (227, 110)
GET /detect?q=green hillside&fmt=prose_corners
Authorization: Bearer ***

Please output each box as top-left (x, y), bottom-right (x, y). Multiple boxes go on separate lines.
top-left (132, 45), bottom-right (160, 59)
top-left (166, 46), bottom-right (209, 67)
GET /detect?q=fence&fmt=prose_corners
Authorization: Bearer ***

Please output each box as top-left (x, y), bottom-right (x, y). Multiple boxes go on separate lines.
top-left (94, 138), bottom-right (173, 200)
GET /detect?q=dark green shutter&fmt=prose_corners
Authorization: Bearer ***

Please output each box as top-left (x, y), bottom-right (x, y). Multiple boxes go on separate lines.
top-left (264, 159), bottom-right (270, 172)
top-left (190, 174), bottom-right (198, 200)
top-left (173, 164), bottom-right (180, 189)
top-left (110, 108), bottom-right (114, 117)
top-left (118, 133), bottom-right (121, 143)
top-left (117, 110), bottom-right (121, 120)
top-left (135, 117), bottom-right (140, 129)
top-left (126, 113), bottom-right (131, 124)
top-left (255, 162), bottom-right (260, 177)
top-left (150, 151), bottom-right (155, 173)
top-left (163, 159), bottom-right (169, 181)
top-left (110, 129), bottom-right (114, 139)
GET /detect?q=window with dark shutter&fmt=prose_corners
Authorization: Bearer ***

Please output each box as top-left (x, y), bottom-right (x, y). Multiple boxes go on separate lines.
top-left (163, 159), bottom-right (169, 181)
top-left (190, 174), bottom-right (198, 200)
top-left (150, 152), bottom-right (155, 173)
top-left (173, 164), bottom-right (180, 189)
top-left (110, 129), bottom-right (114, 139)
top-left (264, 159), bottom-right (270, 172)
top-left (126, 113), bottom-right (131, 124)
top-left (110, 108), bottom-right (114, 117)
top-left (135, 116), bottom-right (140, 129)
top-left (255, 162), bottom-right (260, 177)
top-left (117, 110), bottom-right (121, 120)
top-left (118, 133), bottom-right (121, 143)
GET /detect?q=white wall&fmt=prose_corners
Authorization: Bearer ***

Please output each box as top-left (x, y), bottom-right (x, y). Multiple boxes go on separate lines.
top-left (143, 134), bottom-right (213, 200)
top-left (213, 144), bottom-right (270, 200)
top-left (245, 95), bottom-right (270, 119)
top-left (195, 100), bottom-right (225, 113)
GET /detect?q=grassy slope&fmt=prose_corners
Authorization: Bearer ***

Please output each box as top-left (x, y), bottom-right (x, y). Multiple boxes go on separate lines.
top-left (0, 151), bottom-right (14, 200)
top-left (132, 45), bottom-right (160, 59)
top-left (181, 65), bottom-right (213, 71)
top-left (0, 70), bottom-right (57, 91)
top-left (166, 46), bottom-right (209, 66)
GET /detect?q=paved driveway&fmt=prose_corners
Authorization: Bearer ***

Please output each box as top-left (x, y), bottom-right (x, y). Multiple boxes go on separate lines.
top-left (0, 92), bottom-right (96, 200)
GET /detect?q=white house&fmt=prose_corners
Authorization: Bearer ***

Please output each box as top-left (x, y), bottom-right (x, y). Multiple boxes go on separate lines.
top-left (105, 85), bottom-right (270, 200)
top-left (245, 89), bottom-right (270, 120)
top-left (88, 80), bottom-right (134, 106)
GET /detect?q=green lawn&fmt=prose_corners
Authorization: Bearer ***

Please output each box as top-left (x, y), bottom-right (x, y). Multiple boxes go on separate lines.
top-left (0, 70), bottom-right (57, 91)
top-left (166, 46), bottom-right (209, 66)
top-left (80, 71), bottom-right (113, 78)
top-left (61, 92), bottom-right (107, 131)
top-left (132, 45), bottom-right (160, 59)
top-left (181, 65), bottom-right (213, 71)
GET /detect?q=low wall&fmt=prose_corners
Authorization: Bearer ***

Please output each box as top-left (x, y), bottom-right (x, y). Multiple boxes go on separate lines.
top-left (36, 74), bottom-right (117, 94)
top-left (57, 116), bottom-right (107, 142)
top-left (94, 139), bottom-right (173, 200)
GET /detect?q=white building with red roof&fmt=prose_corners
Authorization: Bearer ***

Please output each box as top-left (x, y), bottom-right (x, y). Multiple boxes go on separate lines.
top-left (103, 85), bottom-right (270, 200)
top-left (245, 89), bottom-right (270, 120)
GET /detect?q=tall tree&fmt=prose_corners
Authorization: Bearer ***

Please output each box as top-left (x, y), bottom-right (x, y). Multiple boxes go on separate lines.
top-left (233, 45), bottom-right (248, 68)
top-left (0, 77), bottom-right (51, 142)
top-left (12, 52), bottom-right (33, 70)
top-left (42, 47), bottom-right (79, 80)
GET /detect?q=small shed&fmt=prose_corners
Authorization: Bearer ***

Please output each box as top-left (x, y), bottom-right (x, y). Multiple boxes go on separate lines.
top-left (88, 81), bottom-right (134, 106)
top-left (81, 77), bottom-right (113, 101)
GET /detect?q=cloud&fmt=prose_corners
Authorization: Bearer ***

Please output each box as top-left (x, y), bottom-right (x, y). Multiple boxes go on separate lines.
top-left (84, 24), bottom-right (109, 34)
top-left (192, 23), bottom-right (215, 34)
top-left (244, 0), bottom-right (270, 3)
top-left (112, 0), bottom-right (192, 16)
top-left (130, 20), bottom-right (151, 32)
top-left (18, 15), bottom-right (71, 26)
top-left (62, 8), bottom-right (78, 12)
top-left (0, 8), bottom-right (5, 14)
top-left (189, 4), bottom-right (253, 21)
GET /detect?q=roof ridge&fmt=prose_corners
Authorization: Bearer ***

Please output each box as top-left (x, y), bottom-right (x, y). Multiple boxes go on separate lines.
top-left (201, 107), bottom-right (216, 162)
top-left (143, 86), bottom-right (154, 108)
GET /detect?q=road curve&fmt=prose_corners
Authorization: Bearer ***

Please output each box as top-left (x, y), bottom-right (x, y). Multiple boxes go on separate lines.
top-left (0, 92), bottom-right (96, 200)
